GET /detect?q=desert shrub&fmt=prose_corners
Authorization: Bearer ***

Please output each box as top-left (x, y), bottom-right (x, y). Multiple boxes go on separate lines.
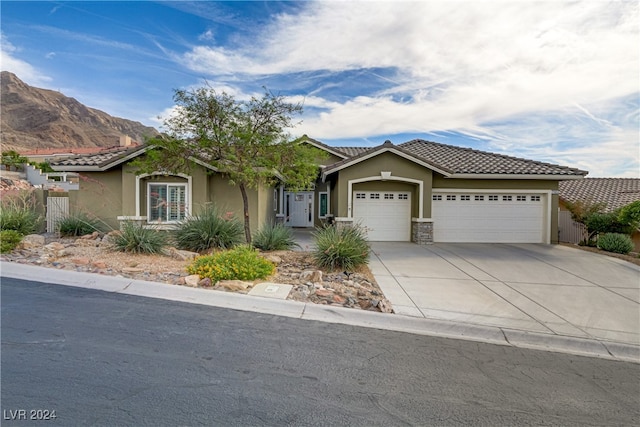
top-left (312, 224), bottom-right (370, 271)
top-left (187, 245), bottom-right (275, 283)
top-left (0, 230), bottom-right (23, 253)
top-left (597, 233), bottom-right (634, 255)
top-left (0, 190), bottom-right (42, 235)
top-left (111, 221), bottom-right (167, 254)
top-left (57, 214), bottom-right (102, 236)
top-left (173, 206), bottom-right (244, 252)
top-left (252, 222), bottom-right (299, 251)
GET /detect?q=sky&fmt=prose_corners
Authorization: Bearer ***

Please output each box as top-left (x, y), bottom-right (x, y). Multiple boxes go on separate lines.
top-left (1, 0), bottom-right (638, 177)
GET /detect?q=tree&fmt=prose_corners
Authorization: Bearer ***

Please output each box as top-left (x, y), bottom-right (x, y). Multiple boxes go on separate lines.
top-left (618, 201), bottom-right (640, 231)
top-left (133, 87), bottom-right (323, 243)
top-left (1, 150), bottom-right (28, 171)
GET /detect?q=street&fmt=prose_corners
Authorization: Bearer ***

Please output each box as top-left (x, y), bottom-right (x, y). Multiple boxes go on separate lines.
top-left (2, 277), bottom-right (639, 426)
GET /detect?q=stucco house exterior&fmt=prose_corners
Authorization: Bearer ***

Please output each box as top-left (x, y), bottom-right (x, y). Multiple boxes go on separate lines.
top-left (52, 137), bottom-right (588, 244)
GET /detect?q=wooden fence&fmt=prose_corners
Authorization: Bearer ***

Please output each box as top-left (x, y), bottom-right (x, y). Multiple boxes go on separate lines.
top-left (558, 210), bottom-right (587, 244)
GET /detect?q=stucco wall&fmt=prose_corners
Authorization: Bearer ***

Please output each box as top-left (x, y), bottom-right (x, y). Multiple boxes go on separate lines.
top-left (333, 152), bottom-right (432, 218)
top-left (73, 170), bottom-right (123, 230)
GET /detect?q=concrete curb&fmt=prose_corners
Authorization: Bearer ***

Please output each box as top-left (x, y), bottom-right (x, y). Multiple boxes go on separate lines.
top-left (2, 261), bottom-right (639, 364)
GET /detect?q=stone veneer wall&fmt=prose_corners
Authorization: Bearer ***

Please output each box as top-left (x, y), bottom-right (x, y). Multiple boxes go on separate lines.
top-left (412, 220), bottom-right (433, 244)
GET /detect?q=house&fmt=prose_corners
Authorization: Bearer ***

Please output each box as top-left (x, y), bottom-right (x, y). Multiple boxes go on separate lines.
top-left (558, 178), bottom-right (640, 250)
top-left (51, 137), bottom-right (588, 244)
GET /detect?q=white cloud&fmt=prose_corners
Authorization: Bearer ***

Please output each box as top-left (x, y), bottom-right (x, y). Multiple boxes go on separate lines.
top-left (0, 34), bottom-right (51, 85)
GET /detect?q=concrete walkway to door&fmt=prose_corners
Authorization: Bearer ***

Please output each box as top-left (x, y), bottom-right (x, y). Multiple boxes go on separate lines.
top-left (370, 242), bottom-right (640, 350)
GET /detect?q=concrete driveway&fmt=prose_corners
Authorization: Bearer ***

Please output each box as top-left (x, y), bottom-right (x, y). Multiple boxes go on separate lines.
top-left (370, 243), bottom-right (640, 347)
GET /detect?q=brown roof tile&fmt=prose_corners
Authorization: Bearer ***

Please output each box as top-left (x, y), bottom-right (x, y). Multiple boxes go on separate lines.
top-left (50, 145), bottom-right (145, 169)
top-left (559, 178), bottom-right (640, 212)
top-left (399, 139), bottom-right (587, 176)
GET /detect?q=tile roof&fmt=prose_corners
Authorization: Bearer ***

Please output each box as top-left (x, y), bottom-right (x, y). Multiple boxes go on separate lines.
top-left (399, 139), bottom-right (588, 176)
top-left (335, 147), bottom-right (373, 157)
top-left (559, 178), bottom-right (640, 212)
top-left (50, 145), bottom-right (144, 169)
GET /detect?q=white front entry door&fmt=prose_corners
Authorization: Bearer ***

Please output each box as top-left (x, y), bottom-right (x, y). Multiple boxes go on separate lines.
top-left (353, 191), bottom-right (412, 241)
top-left (287, 192), bottom-right (314, 227)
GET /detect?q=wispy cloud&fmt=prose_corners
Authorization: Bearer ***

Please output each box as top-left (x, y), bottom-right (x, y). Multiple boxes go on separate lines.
top-left (177, 0), bottom-right (639, 177)
top-left (0, 34), bottom-right (51, 85)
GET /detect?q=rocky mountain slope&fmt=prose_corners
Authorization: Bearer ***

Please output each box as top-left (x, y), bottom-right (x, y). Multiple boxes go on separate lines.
top-left (0, 71), bottom-right (159, 151)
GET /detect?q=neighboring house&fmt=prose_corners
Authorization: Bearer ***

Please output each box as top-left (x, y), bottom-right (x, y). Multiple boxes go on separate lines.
top-left (559, 178), bottom-right (640, 250)
top-left (52, 137), bottom-right (588, 244)
top-left (20, 136), bottom-right (139, 163)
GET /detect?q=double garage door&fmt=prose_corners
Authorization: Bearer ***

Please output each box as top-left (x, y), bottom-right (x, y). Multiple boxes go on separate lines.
top-left (353, 190), bottom-right (546, 243)
top-left (432, 192), bottom-right (546, 243)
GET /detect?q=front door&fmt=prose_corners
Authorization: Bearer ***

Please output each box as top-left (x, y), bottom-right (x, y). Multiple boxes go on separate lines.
top-left (287, 192), bottom-right (314, 227)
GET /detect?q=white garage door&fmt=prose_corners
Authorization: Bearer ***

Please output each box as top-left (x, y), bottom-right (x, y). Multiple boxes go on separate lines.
top-left (353, 191), bottom-right (411, 241)
top-left (432, 192), bottom-right (546, 243)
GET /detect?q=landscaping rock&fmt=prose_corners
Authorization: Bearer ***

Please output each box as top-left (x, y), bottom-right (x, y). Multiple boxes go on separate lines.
top-left (122, 267), bottom-right (144, 273)
top-left (198, 277), bottom-right (212, 287)
top-left (71, 257), bottom-right (90, 265)
top-left (92, 261), bottom-right (107, 269)
top-left (19, 234), bottom-right (45, 249)
top-left (300, 269), bottom-right (323, 283)
top-left (80, 231), bottom-right (100, 240)
top-left (184, 274), bottom-right (200, 287)
top-left (263, 254), bottom-right (282, 265)
top-left (166, 247), bottom-right (198, 261)
top-left (216, 280), bottom-right (253, 292)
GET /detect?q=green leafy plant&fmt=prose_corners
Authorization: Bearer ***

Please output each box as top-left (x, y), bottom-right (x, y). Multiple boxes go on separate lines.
top-left (597, 233), bottom-right (634, 255)
top-left (110, 221), bottom-right (167, 254)
top-left (0, 230), bottom-right (23, 253)
top-left (585, 212), bottom-right (633, 239)
top-left (312, 224), bottom-right (370, 271)
top-left (187, 245), bottom-right (275, 283)
top-left (1, 150), bottom-right (28, 171)
top-left (0, 190), bottom-right (42, 235)
top-left (618, 201), bottom-right (640, 230)
top-left (57, 214), bottom-right (103, 237)
top-left (173, 206), bottom-right (244, 252)
top-left (252, 222), bottom-right (299, 251)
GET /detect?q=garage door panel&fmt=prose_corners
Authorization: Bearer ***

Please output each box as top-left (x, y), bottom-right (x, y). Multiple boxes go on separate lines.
top-left (432, 192), bottom-right (545, 243)
top-left (353, 191), bottom-right (411, 241)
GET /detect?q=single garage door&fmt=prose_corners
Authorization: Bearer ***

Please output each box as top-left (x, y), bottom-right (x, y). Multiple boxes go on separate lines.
top-left (353, 191), bottom-right (411, 241)
top-left (432, 192), bottom-right (546, 243)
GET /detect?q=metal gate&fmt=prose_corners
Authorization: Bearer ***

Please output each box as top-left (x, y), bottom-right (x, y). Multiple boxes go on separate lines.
top-left (46, 197), bottom-right (69, 233)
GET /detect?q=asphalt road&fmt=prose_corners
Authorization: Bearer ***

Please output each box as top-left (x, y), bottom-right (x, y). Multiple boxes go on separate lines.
top-left (2, 278), bottom-right (639, 426)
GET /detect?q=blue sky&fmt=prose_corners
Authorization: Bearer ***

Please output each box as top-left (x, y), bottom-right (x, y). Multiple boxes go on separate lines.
top-left (1, 1), bottom-right (638, 177)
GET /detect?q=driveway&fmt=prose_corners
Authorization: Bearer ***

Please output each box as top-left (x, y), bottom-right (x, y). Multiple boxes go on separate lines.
top-left (370, 243), bottom-right (640, 346)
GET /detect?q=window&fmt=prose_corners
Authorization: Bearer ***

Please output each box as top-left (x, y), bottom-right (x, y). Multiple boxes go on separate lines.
top-left (475, 195), bottom-right (484, 201)
top-left (516, 195), bottom-right (527, 202)
top-left (384, 193), bottom-right (394, 200)
top-left (398, 193), bottom-right (409, 200)
top-left (531, 195), bottom-right (541, 202)
top-left (488, 195), bottom-right (498, 201)
top-left (446, 195), bottom-right (456, 201)
top-left (502, 195), bottom-right (512, 201)
top-left (319, 192), bottom-right (328, 218)
top-left (370, 193), bottom-right (380, 199)
top-left (461, 195), bottom-right (470, 201)
top-left (148, 183), bottom-right (187, 223)
top-left (433, 194), bottom-right (442, 201)
top-left (356, 193), bottom-right (366, 199)
top-left (274, 189), bottom-right (278, 211)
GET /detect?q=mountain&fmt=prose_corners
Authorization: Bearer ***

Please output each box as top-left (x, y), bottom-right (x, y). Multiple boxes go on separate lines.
top-left (0, 71), bottom-right (160, 152)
